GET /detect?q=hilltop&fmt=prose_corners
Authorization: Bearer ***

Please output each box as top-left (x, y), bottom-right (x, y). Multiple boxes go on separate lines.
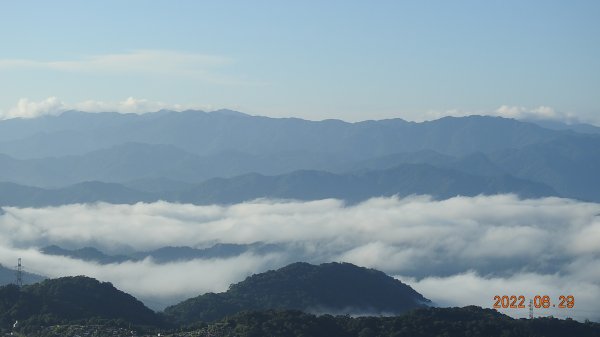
top-left (165, 262), bottom-right (430, 324)
top-left (0, 276), bottom-right (164, 330)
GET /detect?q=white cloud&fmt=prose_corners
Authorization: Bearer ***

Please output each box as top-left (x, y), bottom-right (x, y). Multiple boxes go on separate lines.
top-left (0, 245), bottom-right (283, 309)
top-left (494, 105), bottom-right (580, 123)
top-left (423, 105), bottom-right (589, 125)
top-left (1, 195), bottom-right (599, 320)
top-left (401, 271), bottom-right (600, 321)
top-left (0, 50), bottom-right (232, 79)
top-left (72, 97), bottom-right (209, 114)
top-left (4, 97), bottom-right (67, 119)
top-left (0, 96), bottom-right (212, 120)
top-left (0, 50), bottom-right (266, 90)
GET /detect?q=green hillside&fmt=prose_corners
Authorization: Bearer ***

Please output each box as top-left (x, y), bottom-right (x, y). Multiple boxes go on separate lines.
top-left (165, 262), bottom-right (430, 324)
top-left (0, 276), bottom-right (164, 331)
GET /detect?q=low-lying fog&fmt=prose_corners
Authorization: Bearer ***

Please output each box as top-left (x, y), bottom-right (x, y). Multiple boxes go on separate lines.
top-left (1, 195), bottom-right (599, 321)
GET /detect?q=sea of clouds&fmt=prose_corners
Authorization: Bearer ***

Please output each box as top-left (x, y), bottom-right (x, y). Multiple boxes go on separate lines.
top-left (0, 194), bottom-right (599, 320)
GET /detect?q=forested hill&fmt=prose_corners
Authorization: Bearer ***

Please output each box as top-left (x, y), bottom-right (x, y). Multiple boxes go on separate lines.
top-left (165, 262), bottom-right (430, 324)
top-left (12, 307), bottom-right (600, 337)
top-left (1, 273), bottom-right (598, 337)
top-left (0, 276), bottom-right (164, 329)
top-left (190, 307), bottom-right (600, 337)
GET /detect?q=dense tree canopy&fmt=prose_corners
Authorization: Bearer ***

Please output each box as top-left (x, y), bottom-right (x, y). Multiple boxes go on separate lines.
top-left (165, 262), bottom-right (430, 324)
top-left (0, 276), bottom-right (164, 331)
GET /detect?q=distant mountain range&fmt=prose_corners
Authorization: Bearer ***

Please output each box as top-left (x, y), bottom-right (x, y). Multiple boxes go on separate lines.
top-left (0, 110), bottom-right (562, 159)
top-left (0, 164), bottom-right (557, 207)
top-left (0, 110), bottom-right (599, 204)
top-left (40, 243), bottom-right (281, 264)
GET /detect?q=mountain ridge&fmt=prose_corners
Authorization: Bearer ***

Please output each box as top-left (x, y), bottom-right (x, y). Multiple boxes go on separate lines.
top-left (0, 163), bottom-right (557, 207)
top-left (0, 276), bottom-right (164, 328)
top-left (0, 112), bottom-right (571, 159)
top-left (164, 262), bottom-right (431, 323)
top-left (0, 112), bottom-right (598, 203)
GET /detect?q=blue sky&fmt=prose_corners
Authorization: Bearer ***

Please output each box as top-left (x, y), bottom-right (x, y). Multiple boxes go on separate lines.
top-left (1, 0), bottom-right (599, 122)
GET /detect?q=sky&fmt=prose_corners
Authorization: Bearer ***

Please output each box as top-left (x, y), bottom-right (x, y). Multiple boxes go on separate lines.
top-left (1, 0), bottom-right (599, 122)
top-left (1, 0), bottom-right (599, 323)
top-left (1, 195), bottom-right (599, 320)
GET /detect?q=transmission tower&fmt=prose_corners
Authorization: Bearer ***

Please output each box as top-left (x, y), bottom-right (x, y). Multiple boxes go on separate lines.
top-left (15, 258), bottom-right (23, 287)
top-left (529, 299), bottom-right (534, 319)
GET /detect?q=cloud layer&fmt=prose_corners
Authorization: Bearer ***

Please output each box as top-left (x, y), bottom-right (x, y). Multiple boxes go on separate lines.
top-left (0, 50), bottom-right (232, 78)
top-left (1, 195), bottom-right (599, 320)
top-left (1, 96), bottom-right (210, 120)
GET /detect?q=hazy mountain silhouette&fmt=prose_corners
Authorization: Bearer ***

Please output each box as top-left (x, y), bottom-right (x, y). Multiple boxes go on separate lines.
top-left (0, 181), bottom-right (154, 207)
top-left (0, 143), bottom-right (350, 187)
top-left (0, 164), bottom-right (556, 207)
top-left (0, 264), bottom-right (45, 287)
top-left (526, 119), bottom-right (600, 134)
top-left (0, 111), bottom-right (564, 159)
top-left (40, 245), bottom-right (131, 264)
top-left (40, 243), bottom-right (282, 264)
top-left (177, 164), bottom-right (556, 204)
top-left (1, 111), bottom-right (599, 203)
top-left (489, 135), bottom-right (600, 201)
